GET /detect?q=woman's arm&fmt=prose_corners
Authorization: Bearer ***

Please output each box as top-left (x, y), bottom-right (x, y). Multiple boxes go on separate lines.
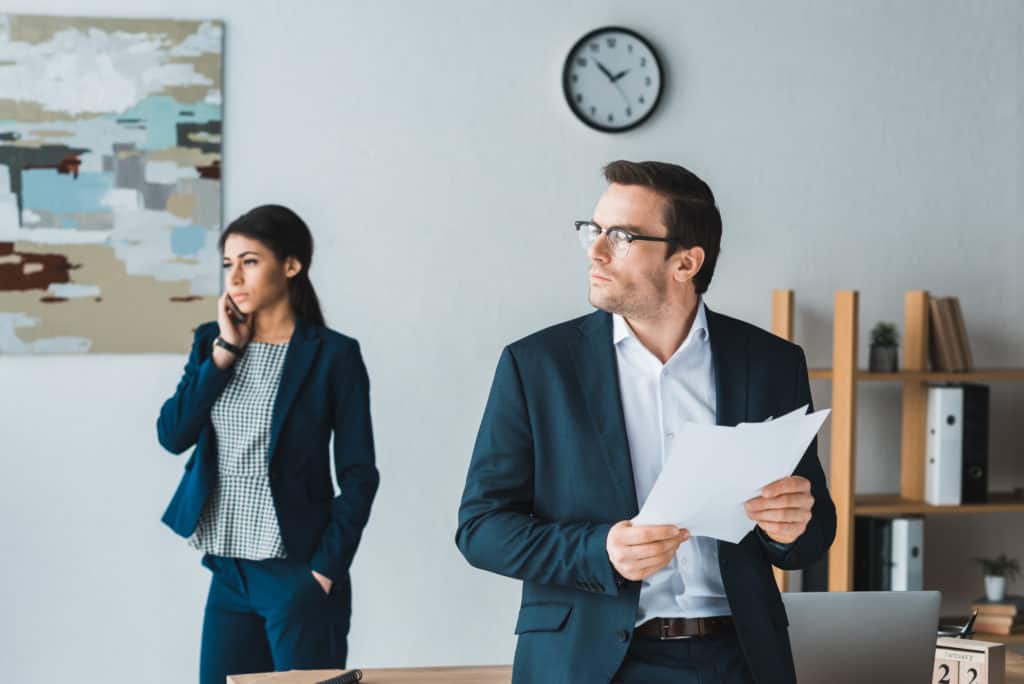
top-left (156, 323), bottom-right (234, 454)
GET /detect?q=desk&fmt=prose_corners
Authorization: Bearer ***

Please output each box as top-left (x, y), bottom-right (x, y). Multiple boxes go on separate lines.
top-left (976, 632), bottom-right (1024, 682)
top-left (342, 667), bottom-right (511, 683)
top-left (228, 666), bottom-right (513, 683)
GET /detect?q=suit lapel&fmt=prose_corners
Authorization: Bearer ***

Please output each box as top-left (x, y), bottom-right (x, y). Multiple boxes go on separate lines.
top-left (706, 306), bottom-right (749, 429)
top-left (706, 306), bottom-right (751, 559)
top-left (268, 317), bottom-right (321, 467)
top-left (570, 311), bottom-right (640, 515)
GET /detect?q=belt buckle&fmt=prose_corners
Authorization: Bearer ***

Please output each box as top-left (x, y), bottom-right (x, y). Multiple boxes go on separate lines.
top-left (660, 619), bottom-right (692, 640)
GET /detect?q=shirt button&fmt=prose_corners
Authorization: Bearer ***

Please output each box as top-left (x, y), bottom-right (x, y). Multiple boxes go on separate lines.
top-left (617, 630), bottom-right (630, 642)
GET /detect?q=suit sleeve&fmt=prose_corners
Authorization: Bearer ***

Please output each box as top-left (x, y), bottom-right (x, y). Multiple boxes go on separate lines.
top-left (310, 342), bottom-right (380, 581)
top-left (758, 346), bottom-right (837, 570)
top-left (156, 325), bottom-right (234, 455)
top-left (455, 346), bottom-right (621, 596)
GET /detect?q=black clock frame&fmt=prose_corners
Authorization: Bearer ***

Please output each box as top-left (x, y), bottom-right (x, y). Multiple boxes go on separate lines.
top-left (562, 26), bottom-right (665, 134)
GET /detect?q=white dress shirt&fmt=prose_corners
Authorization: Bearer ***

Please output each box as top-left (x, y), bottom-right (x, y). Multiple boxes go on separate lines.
top-left (613, 298), bottom-right (732, 625)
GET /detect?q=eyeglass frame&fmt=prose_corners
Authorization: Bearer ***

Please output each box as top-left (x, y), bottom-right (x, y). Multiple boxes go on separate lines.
top-left (574, 219), bottom-right (684, 258)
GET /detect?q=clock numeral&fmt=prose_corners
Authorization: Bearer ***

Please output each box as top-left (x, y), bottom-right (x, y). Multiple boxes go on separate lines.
top-left (626, 107), bottom-right (632, 117)
top-left (590, 106), bottom-right (596, 116)
top-left (589, 42), bottom-right (599, 52)
top-left (576, 94), bottom-right (583, 103)
top-left (627, 44), bottom-right (634, 53)
top-left (640, 57), bottom-right (647, 67)
top-left (571, 73), bottom-right (579, 83)
top-left (608, 113), bottom-right (614, 123)
top-left (606, 37), bottom-right (616, 48)
top-left (576, 57), bottom-right (588, 67)
top-left (638, 95), bottom-right (645, 104)
top-left (645, 76), bottom-right (652, 87)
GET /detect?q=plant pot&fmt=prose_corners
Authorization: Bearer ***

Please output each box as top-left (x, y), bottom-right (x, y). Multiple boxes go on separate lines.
top-left (869, 345), bottom-right (899, 372)
top-left (985, 575), bottom-right (1007, 602)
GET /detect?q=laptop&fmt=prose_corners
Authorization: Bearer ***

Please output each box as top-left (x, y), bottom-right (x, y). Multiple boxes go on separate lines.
top-left (783, 590), bottom-right (941, 683)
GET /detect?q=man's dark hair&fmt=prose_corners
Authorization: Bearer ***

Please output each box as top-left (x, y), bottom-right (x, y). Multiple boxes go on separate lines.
top-left (603, 160), bottom-right (722, 296)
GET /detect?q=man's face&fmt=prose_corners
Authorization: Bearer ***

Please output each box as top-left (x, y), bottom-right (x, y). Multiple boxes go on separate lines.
top-left (587, 183), bottom-right (676, 319)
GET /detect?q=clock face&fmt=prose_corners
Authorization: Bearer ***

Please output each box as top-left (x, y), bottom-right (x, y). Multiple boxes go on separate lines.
top-left (563, 27), bottom-right (664, 133)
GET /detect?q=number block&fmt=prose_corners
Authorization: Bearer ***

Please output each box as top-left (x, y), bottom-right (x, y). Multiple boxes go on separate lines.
top-left (935, 637), bottom-right (1005, 684)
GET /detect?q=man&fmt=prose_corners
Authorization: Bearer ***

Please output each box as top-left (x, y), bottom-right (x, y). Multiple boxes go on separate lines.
top-left (456, 161), bottom-right (836, 683)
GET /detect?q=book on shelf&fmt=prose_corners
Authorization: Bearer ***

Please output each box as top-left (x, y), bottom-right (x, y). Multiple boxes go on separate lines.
top-left (948, 297), bottom-right (975, 371)
top-left (928, 296), bottom-right (974, 372)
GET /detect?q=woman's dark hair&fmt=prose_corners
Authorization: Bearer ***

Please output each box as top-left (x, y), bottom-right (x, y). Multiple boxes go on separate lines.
top-left (603, 160), bottom-right (722, 296)
top-left (218, 204), bottom-right (325, 327)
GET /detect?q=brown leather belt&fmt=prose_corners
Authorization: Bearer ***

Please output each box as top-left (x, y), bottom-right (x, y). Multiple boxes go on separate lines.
top-left (635, 616), bottom-right (735, 640)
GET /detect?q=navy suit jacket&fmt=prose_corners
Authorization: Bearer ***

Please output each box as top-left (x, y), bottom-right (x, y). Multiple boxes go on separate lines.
top-left (157, 317), bottom-right (379, 585)
top-left (456, 307), bottom-right (836, 684)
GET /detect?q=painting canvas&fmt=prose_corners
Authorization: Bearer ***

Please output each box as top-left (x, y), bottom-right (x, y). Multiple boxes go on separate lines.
top-left (0, 14), bottom-right (222, 353)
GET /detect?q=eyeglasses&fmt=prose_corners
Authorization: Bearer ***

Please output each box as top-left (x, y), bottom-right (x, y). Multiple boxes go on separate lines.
top-left (574, 220), bottom-right (681, 259)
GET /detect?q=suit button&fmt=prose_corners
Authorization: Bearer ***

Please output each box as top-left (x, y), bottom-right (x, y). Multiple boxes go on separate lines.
top-left (617, 630), bottom-right (630, 642)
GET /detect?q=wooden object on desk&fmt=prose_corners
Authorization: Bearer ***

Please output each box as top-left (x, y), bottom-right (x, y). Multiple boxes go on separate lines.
top-left (934, 637), bottom-right (1005, 684)
top-left (228, 666), bottom-right (512, 683)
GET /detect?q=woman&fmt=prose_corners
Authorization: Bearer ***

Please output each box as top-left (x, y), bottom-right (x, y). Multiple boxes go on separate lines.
top-left (156, 205), bottom-right (379, 683)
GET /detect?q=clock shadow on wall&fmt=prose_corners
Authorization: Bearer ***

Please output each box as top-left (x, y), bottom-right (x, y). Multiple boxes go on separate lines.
top-left (562, 26), bottom-right (665, 134)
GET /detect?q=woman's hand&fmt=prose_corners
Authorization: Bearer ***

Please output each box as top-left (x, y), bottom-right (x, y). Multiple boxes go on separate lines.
top-left (212, 294), bottom-right (253, 369)
top-left (312, 569), bottom-right (333, 595)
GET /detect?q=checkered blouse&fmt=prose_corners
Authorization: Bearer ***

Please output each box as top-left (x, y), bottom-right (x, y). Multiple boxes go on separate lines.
top-left (189, 341), bottom-right (290, 559)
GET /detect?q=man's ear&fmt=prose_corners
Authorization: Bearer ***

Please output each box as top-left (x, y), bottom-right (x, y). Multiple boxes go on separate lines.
top-left (673, 246), bottom-right (705, 284)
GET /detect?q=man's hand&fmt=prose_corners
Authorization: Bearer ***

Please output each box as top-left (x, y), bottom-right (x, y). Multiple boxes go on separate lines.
top-left (606, 521), bottom-right (689, 581)
top-left (745, 476), bottom-right (814, 545)
top-left (312, 569), bottom-right (333, 595)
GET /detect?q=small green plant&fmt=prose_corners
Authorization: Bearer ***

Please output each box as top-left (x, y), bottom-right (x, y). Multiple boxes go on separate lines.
top-left (974, 554), bottom-right (1021, 580)
top-left (870, 322), bottom-right (899, 347)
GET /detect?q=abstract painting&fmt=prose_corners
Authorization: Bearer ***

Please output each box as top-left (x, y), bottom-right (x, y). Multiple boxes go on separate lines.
top-left (0, 14), bottom-right (222, 353)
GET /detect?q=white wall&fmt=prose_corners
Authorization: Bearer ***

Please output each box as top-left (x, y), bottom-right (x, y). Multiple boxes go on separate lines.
top-left (2, 1), bottom-right (1022, 681)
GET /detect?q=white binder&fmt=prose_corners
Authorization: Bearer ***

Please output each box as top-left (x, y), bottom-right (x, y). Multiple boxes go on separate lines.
top-left (890, 517), bottom-right (924, 591)
top-left (925, 386), bottom-right (963, 505)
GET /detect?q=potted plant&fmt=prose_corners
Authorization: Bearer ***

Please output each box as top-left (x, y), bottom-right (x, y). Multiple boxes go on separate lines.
top-left (974, 554), bottom-right (1021, 602)
top-left (869, 322), bottom-right (899, 372)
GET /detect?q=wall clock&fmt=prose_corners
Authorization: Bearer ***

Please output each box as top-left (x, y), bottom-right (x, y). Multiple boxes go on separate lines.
top-left (562, 26), bottom-right (665, 133)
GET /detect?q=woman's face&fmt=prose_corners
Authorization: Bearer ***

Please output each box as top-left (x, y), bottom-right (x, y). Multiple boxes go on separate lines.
top-left (221, 234), bottom-right (301, 315)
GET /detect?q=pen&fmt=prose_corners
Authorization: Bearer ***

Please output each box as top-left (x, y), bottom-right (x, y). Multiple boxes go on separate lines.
top-left (318, 670), bottom-right (362, 684)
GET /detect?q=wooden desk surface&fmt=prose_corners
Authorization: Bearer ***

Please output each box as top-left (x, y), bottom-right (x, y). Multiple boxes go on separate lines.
top-left (350, 666), bottom-right (512, 683)
top-left (228, 666), bottom-right (513, 683)
top-left (229, 643), bottom-right (1024, 683)
top-left (975, 631), bottom-right (1024, 682)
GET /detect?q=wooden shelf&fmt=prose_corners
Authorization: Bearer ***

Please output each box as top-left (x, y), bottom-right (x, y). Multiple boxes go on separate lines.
top-left (808, 368), bottom-right (1024, 383)
top-left (774, 289), bottom-right (1023, 592)
top-left (855, 493), bottom-right (1024, 515)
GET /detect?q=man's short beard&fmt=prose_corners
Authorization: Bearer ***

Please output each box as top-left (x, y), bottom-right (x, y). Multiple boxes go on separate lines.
top-left (589, 272), bottom-right (668, 320)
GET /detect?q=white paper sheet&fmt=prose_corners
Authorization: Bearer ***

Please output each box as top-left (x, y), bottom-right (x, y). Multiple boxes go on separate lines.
top-left (632, 406), bottom-right (831, 543)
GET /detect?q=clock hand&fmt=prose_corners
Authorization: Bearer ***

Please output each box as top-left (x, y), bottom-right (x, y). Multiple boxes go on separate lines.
top-left (611, 79), bottom-right (630, 106)
top-left (611, 69), bottom-right (631, 82)
top-left (595, 60), bottom-right (615, 82)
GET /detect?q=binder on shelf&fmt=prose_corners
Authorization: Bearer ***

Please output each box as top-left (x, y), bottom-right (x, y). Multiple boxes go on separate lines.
top-left (890, 517), bottom-right (924, 591)
top-left (960, 383), bottom-right (990, 504)
top-left (926, 386), bottom-right (964, 505)
top-left (924, 384), bottom-right (990, 505)
top-left (854, 516), bottom-right (891, 591)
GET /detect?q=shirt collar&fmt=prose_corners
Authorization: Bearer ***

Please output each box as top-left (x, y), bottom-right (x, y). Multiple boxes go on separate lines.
top-left (613, 298), bottom-right (710, 348)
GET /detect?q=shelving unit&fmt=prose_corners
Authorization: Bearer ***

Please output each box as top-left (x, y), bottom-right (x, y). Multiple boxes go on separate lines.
top-left (770, 289), bottom-right (1024, 592)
